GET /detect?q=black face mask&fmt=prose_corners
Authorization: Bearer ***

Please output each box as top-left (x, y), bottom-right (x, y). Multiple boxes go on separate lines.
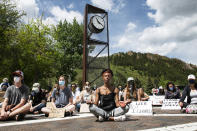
top-left (189, 79), bottom-right (195, 84)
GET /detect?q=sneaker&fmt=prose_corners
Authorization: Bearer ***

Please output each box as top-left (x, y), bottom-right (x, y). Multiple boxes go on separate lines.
top-left (180, 108), bottom-right (186, 113)
top-left (98, 116), bottom-right (104, 122)
top-left (45, 113), bottom-right (49, 117)
top-left (114, 115), bottom-right (126, 122)
top-left (15, 114), bottom-right (25, 121)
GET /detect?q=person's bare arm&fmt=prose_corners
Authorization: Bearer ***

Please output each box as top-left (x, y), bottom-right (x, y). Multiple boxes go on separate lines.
top-left (10, 98), bottom-right (26, 112)
top-left (123, 89), bottom-right (127, 101)
top-left (94, 88), bottom-right (99, 105)
top-left (51, 98), bottom-right (57, 108)
top-left (115, 88), bottom-right (121, 107)
top-left (1, 98), bottom-right (9, 117)
top-left (137, 90), bottom-right (141, 101)
top-left (141, 93), bottom-right (149, 101)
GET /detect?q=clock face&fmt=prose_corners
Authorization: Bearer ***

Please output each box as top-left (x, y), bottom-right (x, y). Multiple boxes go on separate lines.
top-left (88, 15), bottom-right (105, 33)
top-left (92, 15), bottom-right (105, 30)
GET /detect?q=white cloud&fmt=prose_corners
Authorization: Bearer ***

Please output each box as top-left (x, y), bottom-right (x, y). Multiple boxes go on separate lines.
top-left (112, 0), bottom-right (197, 65)
top-left (13, 0), bottom-right (39, 23)
top-left (126, 22), bottom-right (136, 32)
top-left (43, 6), bottom-right (83, 25)
top-left (90, 0), bottom-right (125, 13)
top-left (67, 3), bottom-right (74, 9)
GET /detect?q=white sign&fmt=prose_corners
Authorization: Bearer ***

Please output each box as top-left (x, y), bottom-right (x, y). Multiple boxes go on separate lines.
top-left (127, 101), bottom-right (153, 116)
top-left (161, 99), bottom-right (181, 110)
top-left (80, 103), bottom-right (90, 113)
top-left (149, 95), bottom-right (165, 106)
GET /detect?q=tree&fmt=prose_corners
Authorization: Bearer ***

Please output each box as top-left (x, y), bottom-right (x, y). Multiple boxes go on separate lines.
top-left (0, 0), bottom-right (24, 79)
top-left (53, 18), bottom-right (83, 81)
top-left (14, 19), bottom-right (58, 88)
top-left (146, 77), bottom-right (154, 95)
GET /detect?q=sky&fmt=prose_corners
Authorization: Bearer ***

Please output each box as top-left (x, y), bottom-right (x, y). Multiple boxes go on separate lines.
top-left (13, 0), bottom-right (197, 65)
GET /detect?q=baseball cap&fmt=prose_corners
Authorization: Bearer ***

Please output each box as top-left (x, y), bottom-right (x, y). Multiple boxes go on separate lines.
top-left (3, 78), bottom-right (8, 82)
top-left (159, 86), bottom-right (163, 89)
top-left (188, 74), bottom-right (196, 80)
top-left (33, 83), bottom-right (40, 87)
top-left (12, 70), bottom-right (24, 78)
top-left (127, 77), bottom-right (134, 82)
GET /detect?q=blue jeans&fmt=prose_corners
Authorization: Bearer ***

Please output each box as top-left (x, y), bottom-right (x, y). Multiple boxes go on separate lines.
top-left (33, 103), bottom-right (46, 112)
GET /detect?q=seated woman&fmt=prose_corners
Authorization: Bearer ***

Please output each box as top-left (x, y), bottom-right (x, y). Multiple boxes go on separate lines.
top-left (179, 74), bottom-right (197, 111)
top-left (89, 69), bottom-right (130, 122)
top-left (75, 83), bottom-right (94, 112)
top-left (118, 85), bottom-right (124, 101)
top-left (137, 88), bottom-right (149, 101)
top-left (165, 82), bottom-right (181, 99)
top-left (124, 77), bottom-right (138, 102)
top-left (29, 83), bottom-right (46, 114)
top-left (41, 75), bottom-right (75, 117)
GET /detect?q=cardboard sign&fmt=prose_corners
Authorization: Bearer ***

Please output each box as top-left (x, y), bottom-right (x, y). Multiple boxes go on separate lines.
top-left (46, 102), bottom-right (66, 118)
top-left (149, 95), bottom-right (165, 106)
top-left (127, 101), bottom-right (153, 116)
top-left (80, 103), bottom-right (90, 113)
top-left (161, 99), bottom-right (181, 110)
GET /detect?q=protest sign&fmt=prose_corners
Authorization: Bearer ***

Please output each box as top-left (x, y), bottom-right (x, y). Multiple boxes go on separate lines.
top-left (47, 102), bottom-right (66, 118)
top-left (149, 95), bottom-right (165, 106)
top-left (161, 99), bottom-right (181, 110)
top-left (127, 101), bottom-right (153, 116)
top-left (80, 103), bottom-right (90, 113)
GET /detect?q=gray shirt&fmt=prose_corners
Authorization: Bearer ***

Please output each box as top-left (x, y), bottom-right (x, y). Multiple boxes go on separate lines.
top-left (51, 87), bottom-right (72, 106)
top-left (4, 85), bottom-right (29, 105)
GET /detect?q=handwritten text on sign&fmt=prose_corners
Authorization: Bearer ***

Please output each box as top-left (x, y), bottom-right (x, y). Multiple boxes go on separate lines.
top-left (127, 101), bottom-right (153, 116)
top-left (149, 95), bottom-right (165, 106)
top-left (161, 99), bottom-right (181, 110)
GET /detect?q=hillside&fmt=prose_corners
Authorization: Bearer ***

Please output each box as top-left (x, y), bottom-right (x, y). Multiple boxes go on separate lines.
top-left (75, 51), bottom-right (197, 94)
top-left (109, 51), bottom-right (197, 94)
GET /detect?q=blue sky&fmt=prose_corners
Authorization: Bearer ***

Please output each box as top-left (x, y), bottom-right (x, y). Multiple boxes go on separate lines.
top-left (14, 0), bottom-right (197, 65)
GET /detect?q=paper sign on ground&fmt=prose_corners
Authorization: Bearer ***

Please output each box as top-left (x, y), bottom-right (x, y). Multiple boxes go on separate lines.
top-left (149, 95), bottom-right (165, 106)
top-left (46, 102), bottom-right (65, 118)
top-left (80, 103), bottom-right (90, 113)
top-left (161, 99), bottom-right (181, 110)
top-left (127, 101), bottom-right (153, 116)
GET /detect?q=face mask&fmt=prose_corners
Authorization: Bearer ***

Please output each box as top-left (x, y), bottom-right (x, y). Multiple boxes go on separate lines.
top-left (14, 76), bottom-right (20, 83)
top-left (189, 79), bottom-right (195, 84)
top-left (32, 87), bottom-right (39, 93)
top-left (85, 86), bottom-right (90, 90)
top-left (59, 81), bottom-right (65, 86)
top-left (169, 87), bottom-right (174, 91)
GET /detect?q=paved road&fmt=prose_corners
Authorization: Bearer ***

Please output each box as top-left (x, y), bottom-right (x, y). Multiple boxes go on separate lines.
top-left (0, 108), bottom-right (197, 131)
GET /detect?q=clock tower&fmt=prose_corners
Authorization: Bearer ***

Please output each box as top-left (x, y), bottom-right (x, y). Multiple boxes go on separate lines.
top-left (83, 4), bottom-right (110, 87)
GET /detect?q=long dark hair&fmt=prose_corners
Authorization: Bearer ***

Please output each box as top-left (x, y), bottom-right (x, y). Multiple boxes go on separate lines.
top-left (166, 82), bottom-right (176, 92)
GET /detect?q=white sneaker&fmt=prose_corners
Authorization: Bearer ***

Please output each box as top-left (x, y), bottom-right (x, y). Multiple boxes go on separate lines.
top-left (98, 116), bottom-right (104, 122)
top-left (114, 115), bottom-right (126, 122)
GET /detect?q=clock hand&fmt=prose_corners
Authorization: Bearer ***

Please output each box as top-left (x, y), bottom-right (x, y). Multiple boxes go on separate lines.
top-left (96, 17), bottom-right (103, 27)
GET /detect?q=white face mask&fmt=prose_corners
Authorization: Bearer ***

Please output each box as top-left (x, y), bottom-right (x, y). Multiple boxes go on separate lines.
top-left (32, 87), bottom-right (39, 93)
top-left (14, 76), bottom-right (20, 83)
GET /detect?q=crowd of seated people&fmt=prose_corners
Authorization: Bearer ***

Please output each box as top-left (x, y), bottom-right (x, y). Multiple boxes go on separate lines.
top-left (1, 69), bottom-right (197, 121)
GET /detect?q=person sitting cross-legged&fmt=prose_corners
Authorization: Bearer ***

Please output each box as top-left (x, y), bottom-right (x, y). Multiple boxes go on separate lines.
top-left (89, 69), bottom-right (130, 122)
top-left (0, 70), bottom-right (31, 121)
top-left (41, 75), bottom-right (75, 117)
top-left (29, 83), bottom-right (47, 114)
